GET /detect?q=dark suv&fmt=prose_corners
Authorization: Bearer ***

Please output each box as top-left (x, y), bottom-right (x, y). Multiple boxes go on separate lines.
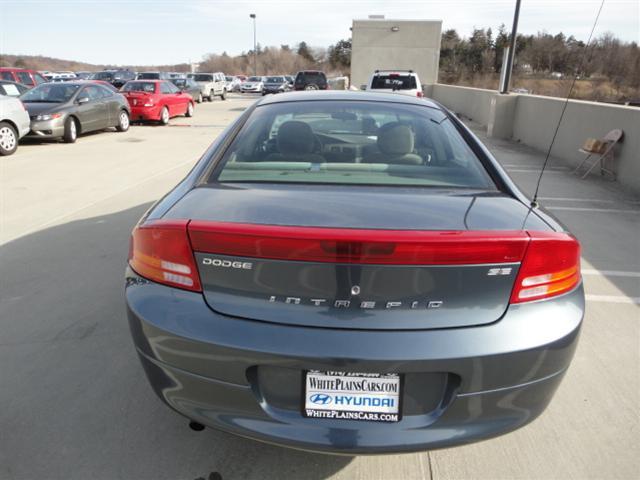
top-left (293, 70), bottom-right (328, 91)
top-left (90, 70), bottom-right (136, 88)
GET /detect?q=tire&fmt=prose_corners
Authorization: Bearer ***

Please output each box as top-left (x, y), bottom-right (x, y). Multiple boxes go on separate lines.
top-left (220, 89), bottom-right (226, 100)
top-left (116, 110), bottom-right (130, 132)
top-left (185, 102), bottom-right (194, 117)
top-left (0, 121), bottom-right (18, 156)
top-left (304, 84), bottom-right (319, 91)
top-left (159, 107), bottom-right (170, 125)
top-left (197, 93), bottom-right (203, 103)
top-left (63, 117), bottom-right (78, 143)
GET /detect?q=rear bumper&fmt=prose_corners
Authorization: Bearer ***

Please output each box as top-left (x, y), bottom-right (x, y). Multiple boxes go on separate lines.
top-left (125, 267), bottom-right (583, 454)
top-left (129, 105), bottom-right (160, 121)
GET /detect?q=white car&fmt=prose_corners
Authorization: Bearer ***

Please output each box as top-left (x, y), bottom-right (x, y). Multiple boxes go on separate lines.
top-left (240, 76), bottom-right (265, 93)
top-left (0, 96), bottom-right (30, 156)
top-left (189, 72), bottom-right (227, 101)
top-left (225, 76), bottom-right (241, 92)
top-left (365, 70), bottom-right (424, 98)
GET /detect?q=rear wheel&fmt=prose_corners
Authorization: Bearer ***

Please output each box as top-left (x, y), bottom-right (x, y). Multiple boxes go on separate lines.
top-left (116, 110), bottom-right (130, 132)
top-left (185, 102), bottom-right (194, 117)
top-left (0, 121), bottom-right (18, 156)
top-left (197, 93), bottom-right (203, 103)
top-left (63, 117), bottom-right (78, 143)
top-left (220, 89), bottom-right (226, 100)
top-left (159, 107), bottom-right (170, 125)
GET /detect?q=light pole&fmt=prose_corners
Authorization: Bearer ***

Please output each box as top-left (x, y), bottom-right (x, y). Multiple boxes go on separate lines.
top-left (249, 13), bottom-right (257, 76)
top-left (500, 0), bottom-right (521, 94)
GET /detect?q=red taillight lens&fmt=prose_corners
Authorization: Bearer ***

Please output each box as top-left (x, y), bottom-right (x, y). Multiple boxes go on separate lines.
top-left (510, 232), bottom-right (581, 303)
top-left (129, 219), bottom-right (201, 292)
top-left (188, 221), bottom-right (530, 265)
top-left (416, 91), bottom-right (424, 97)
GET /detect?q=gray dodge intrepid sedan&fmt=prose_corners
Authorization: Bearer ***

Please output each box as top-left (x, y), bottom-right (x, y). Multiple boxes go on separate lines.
top-left (125, 91), bottom-right (583, 454)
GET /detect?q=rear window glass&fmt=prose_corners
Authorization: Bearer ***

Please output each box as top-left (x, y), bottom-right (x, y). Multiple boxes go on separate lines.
top-left (138, 72), bottom-right (160, 79)
top-left (193, 74), bottom-right (213, 82)
top-left (210, 101), bottom-right (494, 189)
top-left (296, 72), bottom-right (326, 83)
top-left (91, 72), bottom-right (113, 80)
top-left (371, 75), bottom-right (417, 90)
top-left (122, 82), bottom-right (156, 93)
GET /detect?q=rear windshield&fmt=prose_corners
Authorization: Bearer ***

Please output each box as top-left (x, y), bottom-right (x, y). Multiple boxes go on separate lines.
top-left (371, 74), bottom-right (417, 90)
top-left (296, 72), bottom-right (326, 83)
top-left (138, 72), bottom-right (160, 79)
top-left (122, 82), bottom-right (156, 93)
top-left (210, 101), bottom-right (494, 189)
top-left (91, 72), bottom-right (113, 80)
top-left (193, 74), bottom-right (213, 82)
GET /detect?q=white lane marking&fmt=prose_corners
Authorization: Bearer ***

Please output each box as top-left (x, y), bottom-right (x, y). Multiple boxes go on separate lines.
top-left (547, 206), bottom-right (640, 214)
top-left (582, 269), bottom-right (640, 278)
top-left (539, 197), bottom-right (640, 204)
top-left (506, 169), bottom-right (565, 174)
top-left (586, 294), bottom-right (640, 305)
top-left (502, 164), bottom-right (569, 170)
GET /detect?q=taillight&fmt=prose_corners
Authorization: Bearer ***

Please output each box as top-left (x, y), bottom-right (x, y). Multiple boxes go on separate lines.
top-left (129, 219), bottom-right (201, 292)
top-left (510, 232), bottom-right (581, 303)
top-left (188, 221), bottom-right (530, 265)
top-left (417, 91), bottom-right (424, 97)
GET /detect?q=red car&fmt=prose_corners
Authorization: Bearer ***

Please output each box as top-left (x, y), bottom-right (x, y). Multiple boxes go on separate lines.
top-left (0, 68), bottom-right (48, 87)
top-left (121, 80), bottom-right (194, 124)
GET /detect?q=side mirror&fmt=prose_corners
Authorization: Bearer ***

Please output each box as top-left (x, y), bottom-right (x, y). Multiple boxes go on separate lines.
top-left (77, 96), bottom-right (90, 104)
top-left (176, 91), bottom-right (183, 95)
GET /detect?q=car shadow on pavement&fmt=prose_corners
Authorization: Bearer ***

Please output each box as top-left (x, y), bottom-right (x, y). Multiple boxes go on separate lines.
top-left (0, 204), bottom-right (352, 480)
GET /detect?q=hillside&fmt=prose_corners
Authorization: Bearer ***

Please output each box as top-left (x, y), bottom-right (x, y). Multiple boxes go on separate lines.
top-left (0, 54), bottom-right (191, 73)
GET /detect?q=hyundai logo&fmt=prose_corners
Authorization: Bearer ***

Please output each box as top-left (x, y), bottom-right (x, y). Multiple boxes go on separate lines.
top-left (309, 393), bottom-right (332, 405)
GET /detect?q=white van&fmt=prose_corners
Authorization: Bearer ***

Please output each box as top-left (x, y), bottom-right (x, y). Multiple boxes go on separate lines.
top-left (365, 70), bottom-right (424, 98)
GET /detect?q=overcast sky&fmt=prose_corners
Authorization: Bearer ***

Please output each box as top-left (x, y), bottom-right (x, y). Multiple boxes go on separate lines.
top-left (2, 0), bottom-right (638, 65)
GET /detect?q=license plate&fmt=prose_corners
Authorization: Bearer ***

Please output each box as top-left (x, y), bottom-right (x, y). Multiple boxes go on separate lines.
top-left (133, 99), bottom-right (137, 106)
top-left (303, 371), bottom-right (401, 422)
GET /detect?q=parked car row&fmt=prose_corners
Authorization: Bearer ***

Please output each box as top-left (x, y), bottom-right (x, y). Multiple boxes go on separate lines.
top-left (0, 77), bottom-right (200, 156)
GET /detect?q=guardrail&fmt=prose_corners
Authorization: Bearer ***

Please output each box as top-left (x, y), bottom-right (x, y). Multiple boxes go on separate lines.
top-left (427, 84), bottom-right (640, 194)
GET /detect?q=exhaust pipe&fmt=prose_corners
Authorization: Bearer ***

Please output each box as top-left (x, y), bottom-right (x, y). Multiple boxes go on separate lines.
top-left (189, 421), bottom-right (205, 432)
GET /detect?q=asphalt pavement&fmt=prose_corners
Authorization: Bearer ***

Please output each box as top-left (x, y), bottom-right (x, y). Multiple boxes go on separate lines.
top-left (0, 94), bottom-right (638, 480)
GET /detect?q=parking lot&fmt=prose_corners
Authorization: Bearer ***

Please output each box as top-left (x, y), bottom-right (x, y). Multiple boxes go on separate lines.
top-left (1, 94), bottom-right (638, 480)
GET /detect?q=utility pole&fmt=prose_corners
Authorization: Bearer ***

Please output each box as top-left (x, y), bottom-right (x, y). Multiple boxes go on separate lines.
top-left (500, 0), bottom-right (521, 94)
top-left (250, 13), bottom-right (257, 76)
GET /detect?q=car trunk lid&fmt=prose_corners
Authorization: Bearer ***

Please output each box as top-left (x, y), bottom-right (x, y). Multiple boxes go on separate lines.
top-left (168, 185), bottom-right (540, 330)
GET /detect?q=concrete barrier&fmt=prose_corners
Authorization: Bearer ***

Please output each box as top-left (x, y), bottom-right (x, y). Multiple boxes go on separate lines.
top-left (431, 84), bottom-right (495, 127)
top-left (429, 84), bottom-right (640, 194)
top-left (511, 95), bottom-right (640, 188)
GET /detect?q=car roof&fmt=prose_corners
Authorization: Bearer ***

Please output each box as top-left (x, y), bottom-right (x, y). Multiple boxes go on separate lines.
top-left (257, 90), bottom-right (442, 109)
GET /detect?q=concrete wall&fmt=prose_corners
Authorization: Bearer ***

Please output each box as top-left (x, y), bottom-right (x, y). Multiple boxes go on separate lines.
top-left (351, 19), bottom-right (442, 90)
top-left (430, 84), bottom-right (495, 127)
top-left (511, 95), bottom-right (640, 186)
top-left (430, 85), bottom-right (640, 194)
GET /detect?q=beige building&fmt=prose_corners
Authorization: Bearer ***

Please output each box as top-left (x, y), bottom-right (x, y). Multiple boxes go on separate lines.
top-left (351, 17), bottom-right (442, 89)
